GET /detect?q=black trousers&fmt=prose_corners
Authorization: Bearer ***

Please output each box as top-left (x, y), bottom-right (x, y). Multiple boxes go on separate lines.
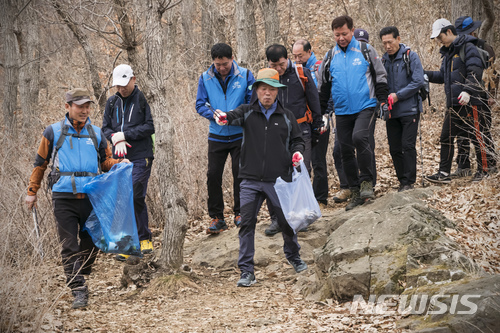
top-left (335, 108), bottom-right (377, 188)
top-left (238, 179), bottom-right (300, 274)
top-left (53, 197), bottom-right (98, 290)
top-left (207, 139), bottom-right (242, 219)
top-left (386, 113), bottom-right (420, 186)
top-left (311, 128), bottom-right (330, 203)
top-left (439, 105), bottom-right (489, 174)
top-left (455, 104), bottom-right (496, 172)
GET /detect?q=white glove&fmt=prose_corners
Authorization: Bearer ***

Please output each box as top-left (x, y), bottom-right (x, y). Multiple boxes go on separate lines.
top-left (319, 114), bottom-right (329, 134)
top-left (114, 141), bottom-right (131, 157)
top-left (458, 91), bottom-right (470, 106)
top-left (213, 110), bottom-right (228, 126)
top-left (111, 132), bottom-right (126, 145)
top-left (292, 152), bottom-right (303, 167)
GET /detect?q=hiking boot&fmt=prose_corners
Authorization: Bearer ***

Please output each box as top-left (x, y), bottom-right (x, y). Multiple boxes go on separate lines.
top-left (398, 184), bottom-right (414, 192)
top-left (264, 219), bottom-right (282, 236)
top-left (288, 257), bottom-right (308, 273)
top-left (206, 219), bottom-right (228, 234)
top-left (472, 171), bottom-right (488, 183)
top-left (345, 189), bottom-right (364, 211)
top-left (234, 215), bottom-right (242, 227)
top-left (450, 168), bottom-right (472, 179)
top-left (115, 254), bottom-right (130, 261)
top-left (140, 240), bottom-right (153, 254)
top-left (237, 271), bottom-right (256, 287)
top-left (425, 171), bottom-right (451, 184)
top-left (333, 189), bottom-right (351, 203)
top-left (359, 181), bottom-right (374, 199)
top-left (71, 286), bottom-right (89, 309)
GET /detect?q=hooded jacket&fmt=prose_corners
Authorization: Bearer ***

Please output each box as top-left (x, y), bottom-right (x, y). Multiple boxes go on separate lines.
top-left (102, 86), bottom-right (155, 161)
top-left (425, 34), bottom-right (484, 107)
top-left (382, 43), bottom-right (424, 118)
top-left (225, 99), bottom-right (305, 182)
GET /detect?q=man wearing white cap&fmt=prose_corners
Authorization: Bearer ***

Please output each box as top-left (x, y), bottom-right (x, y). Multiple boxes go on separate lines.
top-left (451, 16), bottom-right (497, 180)
top-left (424, 19), bottom-right (486, 184)
top-left (103, 64), bottom-right (156, 260)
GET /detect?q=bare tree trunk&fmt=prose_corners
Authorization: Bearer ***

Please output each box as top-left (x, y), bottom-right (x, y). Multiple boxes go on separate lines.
top-left (235, 0), bottom-right (258, 70)
top-left (478, 0), bottom-right (495, 41)
top-left (51, 0), bottom-right (106, 113)
top-left (451, 0), bottom-right (473, 23)
top-left (18, 3), bottom-right (40, 129)
top-left (200, 0), bottom-right (226, 69)
top-left (141, 0), bottom-right (188, 272)
top-left (112, 0), bottom-right (143, 79)
top-left (260, 0), bottom-right (280, 46)
top-left (1, 0), bottom-right (20, 133)
top-left (180, 0), bottom-right (198, 79)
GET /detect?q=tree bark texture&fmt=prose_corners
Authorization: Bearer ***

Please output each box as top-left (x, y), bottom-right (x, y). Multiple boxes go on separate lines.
top-left (18, 2), bottom-right (40, 130)
top-left (451, 0), bottom-right (495, 44)
top-left (200, 0), bottom-right (226, 69)
top-left (1, 0), bottom-right (20, 132)
top-left (180, 0), bottom-right (198, 79)
top-left (235, 0), bottom-right (258, 71)
top-left (141, 0), bottom-right (189, 271)
top-left (259, 0), bottom-right (280, 46)
top-left (478, 0), bottom-right (495, 41)
top-left (51, 0), bottom-right (106, 113)
top-left (112, 0), bottom-right (143, 81)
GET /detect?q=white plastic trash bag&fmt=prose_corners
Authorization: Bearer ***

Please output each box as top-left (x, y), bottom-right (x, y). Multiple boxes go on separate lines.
top-left (274, 159), bottom-right (322, 233)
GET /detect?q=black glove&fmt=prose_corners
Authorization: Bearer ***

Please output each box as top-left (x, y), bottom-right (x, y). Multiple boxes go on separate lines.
top-left (378, 102), bottom-right (390, 121)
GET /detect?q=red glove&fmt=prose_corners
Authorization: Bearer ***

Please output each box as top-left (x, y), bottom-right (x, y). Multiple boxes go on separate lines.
top-left (387, 95), bottom-right (394, 111)
top-left (292, 152), bottom-right (303, 167)
top-left (213, 110), bottom-right (228, 125)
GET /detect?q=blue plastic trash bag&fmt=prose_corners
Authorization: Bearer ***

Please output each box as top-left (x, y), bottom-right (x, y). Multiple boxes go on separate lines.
top-left (274, 159), bottom-right (322, 233)
top-left (83, 163), bottom-right (141, 256)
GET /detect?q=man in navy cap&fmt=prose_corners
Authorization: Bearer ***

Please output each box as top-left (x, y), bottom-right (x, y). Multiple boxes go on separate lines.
top-left (450, 16), bottom-right (497, 180)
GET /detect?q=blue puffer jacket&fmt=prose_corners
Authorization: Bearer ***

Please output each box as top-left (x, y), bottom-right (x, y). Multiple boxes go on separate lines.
top-left (51, 118), bottom-right (102, 194)
top-left (425, 34), bottom-right (484, 107)
top-left (382, 44), bottom-right (424, 118)
top-left (329, 38), bottom-right (387, 115)
top-left (195, 61), bottom-right (254, 141)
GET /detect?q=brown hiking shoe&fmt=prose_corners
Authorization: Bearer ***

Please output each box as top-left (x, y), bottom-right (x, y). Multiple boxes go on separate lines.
top-left (333, 189), bottom-right (351, 203)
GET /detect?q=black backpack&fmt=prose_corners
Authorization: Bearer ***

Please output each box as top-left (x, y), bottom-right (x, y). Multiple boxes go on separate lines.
top-left (458, 39), bottom-right (491, 73)
top-left (401, 48), bottom-right (430, 102)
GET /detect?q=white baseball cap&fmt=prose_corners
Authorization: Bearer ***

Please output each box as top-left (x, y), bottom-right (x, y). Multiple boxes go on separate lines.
top-left (112, 64), bottom-right (134, 86)
top-left (431, 18), bottom-right (452, 39)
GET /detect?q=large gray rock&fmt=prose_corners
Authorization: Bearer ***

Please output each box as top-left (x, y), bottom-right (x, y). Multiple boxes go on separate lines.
top-left (308, 188), bottom-right (483, 302)
top-left (399, 275), bottom-right (500, 332)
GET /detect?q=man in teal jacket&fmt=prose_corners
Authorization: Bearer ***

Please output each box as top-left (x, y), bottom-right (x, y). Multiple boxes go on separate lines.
top-left (195, 43), bottom-right (255, 234)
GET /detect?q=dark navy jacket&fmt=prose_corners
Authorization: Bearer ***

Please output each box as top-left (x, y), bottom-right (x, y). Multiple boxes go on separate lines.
top-left (425, 34), bottom-right (484, 108)
top-left (382, 44), bottom-right (424, 118)
top-left (251, 60), bottom-right (322, 136)
top-left (102, 86), bottom-right (155, 161)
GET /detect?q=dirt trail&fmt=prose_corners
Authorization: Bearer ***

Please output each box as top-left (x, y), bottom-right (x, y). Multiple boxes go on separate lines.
top-left (47, 207), bottom-right (409, 332)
